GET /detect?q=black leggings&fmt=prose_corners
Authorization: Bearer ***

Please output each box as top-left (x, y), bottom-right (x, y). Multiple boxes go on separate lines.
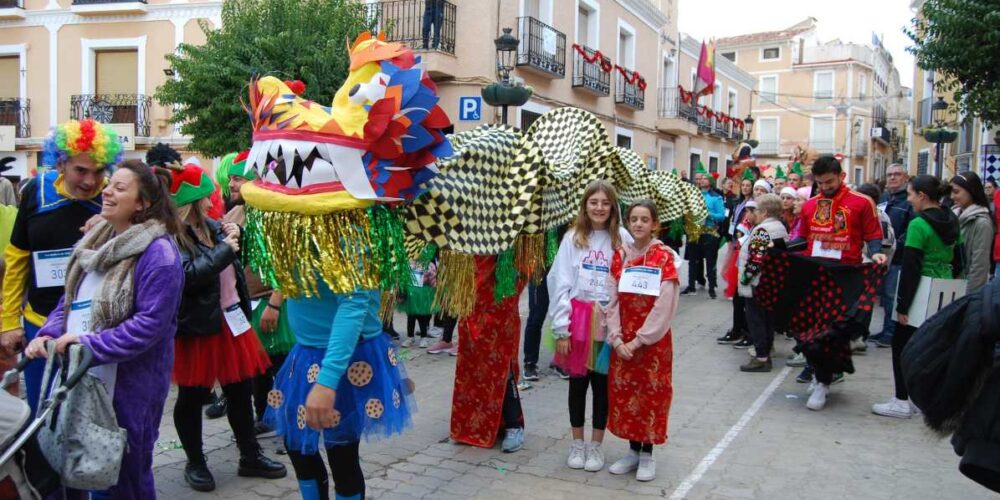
top-left (892, 324), bottom-right (917, 400)
top-left (407, 314), bottom-right (430, 338)
top-left (287, 442), bottom-right (364, 500)
top-left (253, 353), bottom-right (287, 421)
top-left (568, 371), bottom-right (607, 430)
top-left (629, 441), bottom-right (653, 453)
top-left (437, 314), bottom-right (457, 343)
top-left (174, 380), bottom-right (258, 463)
top-left (732, 295), bottom-right (748, 336)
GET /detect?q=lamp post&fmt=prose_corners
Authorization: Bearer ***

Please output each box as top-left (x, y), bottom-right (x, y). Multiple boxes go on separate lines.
top-left (481, 28), bottom-right (532, 126)
top-left (743, 113), bottom-right (755, 147)
top-left (924, 96), bottom-right (957, 175)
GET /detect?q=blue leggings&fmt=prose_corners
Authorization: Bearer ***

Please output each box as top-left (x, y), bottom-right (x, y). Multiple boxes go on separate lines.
top-left (23, 322), bottom-right (44, 418)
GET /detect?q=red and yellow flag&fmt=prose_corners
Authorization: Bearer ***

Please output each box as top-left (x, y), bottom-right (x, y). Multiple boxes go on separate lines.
top-left (694, 39), bottom-right (716, 97)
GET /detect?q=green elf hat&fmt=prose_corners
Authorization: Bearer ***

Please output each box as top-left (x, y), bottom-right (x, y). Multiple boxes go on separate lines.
top-left (216, 150), bottom-right (254, 198)
top-left (695, 161), bottom-right (709, 176)
top-left (790, 162), bottom-right (804, 176)
top-left (741, 167), bottom-right (756, 181)
top-left (775, 166), bottom-right (787, 180)
top-left (169, 163), bottom-right (216, 207)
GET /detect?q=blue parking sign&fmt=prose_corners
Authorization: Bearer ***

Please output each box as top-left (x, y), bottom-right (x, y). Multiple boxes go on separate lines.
top-left (459, 96), bottom-right (482, 121)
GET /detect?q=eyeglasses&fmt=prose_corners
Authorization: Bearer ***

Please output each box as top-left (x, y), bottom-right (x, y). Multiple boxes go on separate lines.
top-left (886, 172), bottom-right (904, 177)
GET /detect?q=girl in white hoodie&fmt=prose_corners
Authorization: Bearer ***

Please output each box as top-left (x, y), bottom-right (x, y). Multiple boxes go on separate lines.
top-left (547, 180), bottom-right (633, 473)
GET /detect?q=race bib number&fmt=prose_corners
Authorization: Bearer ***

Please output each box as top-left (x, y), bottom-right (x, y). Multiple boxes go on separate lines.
top-left (619, 266), bottom-right (662, 297)
top-left (224, 303), bottom-right (252, 337)
top-left (811, 243), bottom-right (843, 260)
top-left (67, 299), bottom-right (93, 334)
top-left (578, 262), bottom-right (609, 300)
top-left (33, 249), bottom-right (72, 288)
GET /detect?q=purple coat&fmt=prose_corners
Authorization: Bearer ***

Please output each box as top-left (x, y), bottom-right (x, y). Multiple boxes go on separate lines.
top-left (39, 235), bottom-right (184, 499)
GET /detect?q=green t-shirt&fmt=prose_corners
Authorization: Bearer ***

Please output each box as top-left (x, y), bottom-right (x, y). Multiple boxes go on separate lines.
top-left (904, 216), bottom-right (956, 279)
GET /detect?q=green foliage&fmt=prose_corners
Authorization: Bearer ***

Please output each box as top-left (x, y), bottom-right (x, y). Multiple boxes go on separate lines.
top-left (906, 0), bottom-right (1000, 126)
top-left (155, 0), bottom-right (376, 156)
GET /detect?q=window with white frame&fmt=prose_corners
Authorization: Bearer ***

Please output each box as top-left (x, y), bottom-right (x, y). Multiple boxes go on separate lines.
top-left (756, 117), bottom-right (778, 154)
top-left (708, 154), bottom-right (719, 174)
top-left (759, 75), bottom-right (777, 103)
top-left (858, 74), bottom-right (867, 101)
top-left (617, 21), bottom-right (635, 69)
top-left (712, 83), bottom-right (721, 111)
top-left (0, 56), bottom-right (18, 98)
top-left (810, 115), bottom-right (835, 153)
top-left (727, 88), bottom-right (737, 116)
top-left (761, 47), bottom-right (780, 60)
top-left (721, 51), bottom-right (736, 62)
top-left (813, 71), bottom-right (833, 100)
top-left (576, 0), bottom-right (599, 49)
top-left (660, 142), bottom-right (675, 171)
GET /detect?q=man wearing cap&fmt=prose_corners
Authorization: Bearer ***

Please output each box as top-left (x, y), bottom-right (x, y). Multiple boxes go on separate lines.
top-left (682, 164), bottom-right (726, 299)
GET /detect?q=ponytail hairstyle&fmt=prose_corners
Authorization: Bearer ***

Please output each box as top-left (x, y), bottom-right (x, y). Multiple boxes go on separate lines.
top-left (908, 174), bottom-right (950, 205)
top-left (115, 160), bottom-right (181, 235)
top-left (572, 180), bottom-right (623, 250)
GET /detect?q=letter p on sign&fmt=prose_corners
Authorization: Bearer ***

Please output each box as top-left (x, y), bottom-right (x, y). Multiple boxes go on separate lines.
top-left (459, 96), bottom-right (482, 121)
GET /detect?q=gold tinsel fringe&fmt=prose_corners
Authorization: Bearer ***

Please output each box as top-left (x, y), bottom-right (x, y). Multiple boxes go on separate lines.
top-left (379, 290), bottom-right (397, 325)
top-left (515, 233), bottom-right (546, 284)
top-left (433, 251), bottom-right (477, 318)
top-left (252, 209), bottom-right (381, 298)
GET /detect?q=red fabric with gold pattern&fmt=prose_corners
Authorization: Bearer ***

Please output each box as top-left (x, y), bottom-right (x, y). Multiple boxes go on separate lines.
top-left (607, 244), bottom-right (677, 445)
top-left (450, 256), bottom-right (526, 448)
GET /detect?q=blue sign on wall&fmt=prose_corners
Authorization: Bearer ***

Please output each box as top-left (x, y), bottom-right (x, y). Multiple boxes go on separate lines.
top-left (459, 96), bottom-right (482, 121)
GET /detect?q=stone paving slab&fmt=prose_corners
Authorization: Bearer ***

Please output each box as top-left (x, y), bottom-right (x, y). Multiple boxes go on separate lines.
top-left (152, 263), bottom-right (995, 499)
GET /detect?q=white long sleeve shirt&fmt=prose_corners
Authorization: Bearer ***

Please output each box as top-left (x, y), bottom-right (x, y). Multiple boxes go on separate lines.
top-left (546, 227), bottom-right (634, 339)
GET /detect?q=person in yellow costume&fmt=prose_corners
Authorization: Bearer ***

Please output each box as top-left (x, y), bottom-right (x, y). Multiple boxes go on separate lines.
top-left (0, 119), bottom-right (121, 414)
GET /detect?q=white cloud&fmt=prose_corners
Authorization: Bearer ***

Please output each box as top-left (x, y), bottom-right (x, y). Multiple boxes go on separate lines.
top-left (678, 0), bottom-right (917, 87)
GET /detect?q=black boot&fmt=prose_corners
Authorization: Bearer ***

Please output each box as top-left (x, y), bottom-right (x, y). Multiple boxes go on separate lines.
top-left (184, 458), bottom-right (216, 492)
top-left (238, 445), bottom-right (287, 479)
top-left (205, 395), bottom-right (227, 419)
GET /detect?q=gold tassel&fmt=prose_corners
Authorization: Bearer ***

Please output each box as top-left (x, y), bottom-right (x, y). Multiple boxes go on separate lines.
top-left (515, 233), bottom-right (546, 284)
top-left (378, 290), bottom-right (397, 326)
top-left (433, 251), bottom-right (477, 318)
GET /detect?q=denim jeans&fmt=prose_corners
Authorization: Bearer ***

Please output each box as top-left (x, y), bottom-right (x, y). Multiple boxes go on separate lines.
top-left (878, 264), bottom-right (901, 339)
top-left (522, 279), bottom-right (549, 368)
top-left (422, 0), bottom-right (445, 49)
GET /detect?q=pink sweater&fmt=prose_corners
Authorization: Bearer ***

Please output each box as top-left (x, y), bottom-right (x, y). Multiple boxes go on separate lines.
top-left (605, 240), bottom-right (680, 347)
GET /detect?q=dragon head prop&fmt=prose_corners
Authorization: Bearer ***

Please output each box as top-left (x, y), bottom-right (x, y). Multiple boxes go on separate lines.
top-left (242, 32), bottom-right (453, 298)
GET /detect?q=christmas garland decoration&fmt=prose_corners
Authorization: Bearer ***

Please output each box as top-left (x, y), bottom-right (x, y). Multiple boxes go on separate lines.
top-left (571, 43), bottom-right (613, 73)
top-left (614, 64), bottom-right (647, 92)
top-left (677, 85), bottom-right (745, 129)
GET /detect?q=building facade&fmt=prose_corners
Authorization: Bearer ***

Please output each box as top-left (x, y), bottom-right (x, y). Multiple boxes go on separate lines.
top-left (716, 18), bottom-right (908, 184)
top-left (656, 33), bottom-right (754, 178)
top-left (908, 0), bottom-right (998, 184)
top-left (0, 0), bottom-right (222, 180)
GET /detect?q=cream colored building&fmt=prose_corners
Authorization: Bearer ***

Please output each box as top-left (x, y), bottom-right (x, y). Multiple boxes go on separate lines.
top-left (716, 18), bottom-right (908, 185)
top-left (367, 0), bottom-right (679, 169)
top-left (656, 33), bottom-right (754, 177)
top-left (908, 0), bottom-right (998, 183)
top-left (0, 0), bottom-right (221, 179)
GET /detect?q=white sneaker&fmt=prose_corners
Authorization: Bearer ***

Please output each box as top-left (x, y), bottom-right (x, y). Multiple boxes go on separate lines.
top-left (608, 450), bottom-right (639, 475)
top-left (427, 326), bottom-right (444, 338)
top-left (566, 440), bottom-right (586, 469)
top-left (584, 442), bottom-right (604, 472)
top-left (851, 338), bottom-right (867, 353)
top-left (872, 397), bottom-right (913, 419)
top-left (417, 337), bottom-right (432, 348)
top-left (636, 453), bottom-right (656, 482)
top-left (807, 377), bottom-right (817, 394)
top-left (748, 346), bottom-right (756, 357)
top-left (401, 337), bottom-right (414, 347)
top-left (806, 383), bottom-right (829, 411)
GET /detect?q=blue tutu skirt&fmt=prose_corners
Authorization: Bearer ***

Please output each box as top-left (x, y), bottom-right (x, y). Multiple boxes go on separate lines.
top-left (264, 333), bottom-right (415, 454)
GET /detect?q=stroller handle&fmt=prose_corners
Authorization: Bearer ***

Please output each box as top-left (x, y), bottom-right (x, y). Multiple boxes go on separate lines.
top-left (59, 343), bottom-right (95, 393)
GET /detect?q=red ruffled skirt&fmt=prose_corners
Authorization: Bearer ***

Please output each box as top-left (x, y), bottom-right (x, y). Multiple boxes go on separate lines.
top-left (173, 320), bottom-right (271, 388)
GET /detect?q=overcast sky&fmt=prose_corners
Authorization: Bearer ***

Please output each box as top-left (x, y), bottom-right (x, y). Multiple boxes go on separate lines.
top-left (678, 0), bottom-right (918, 88)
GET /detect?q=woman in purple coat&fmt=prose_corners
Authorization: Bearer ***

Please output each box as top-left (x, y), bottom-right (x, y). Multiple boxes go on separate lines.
top-left (25, 160), bottom-right (184, 499)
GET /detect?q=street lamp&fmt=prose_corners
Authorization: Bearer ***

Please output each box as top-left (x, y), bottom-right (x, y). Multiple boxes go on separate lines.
top-left (481, 27), bottom-right (532, 126)
top-left (744, 113), bottom-right (754, 136)
top-left (924, 96), bottom-right (957, 175)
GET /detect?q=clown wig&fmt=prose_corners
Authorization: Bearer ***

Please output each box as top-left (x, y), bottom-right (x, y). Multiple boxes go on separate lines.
top-left (41, 119), bottom-right (124, 168)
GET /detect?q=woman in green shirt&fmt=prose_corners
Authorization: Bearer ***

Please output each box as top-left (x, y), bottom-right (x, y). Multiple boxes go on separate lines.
top-left (873, 174), bottom-right (962, 419)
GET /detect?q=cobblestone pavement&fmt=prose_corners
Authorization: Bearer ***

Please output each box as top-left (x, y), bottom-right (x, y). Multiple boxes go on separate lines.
top-left (152, 267), bottom-right (995, 500)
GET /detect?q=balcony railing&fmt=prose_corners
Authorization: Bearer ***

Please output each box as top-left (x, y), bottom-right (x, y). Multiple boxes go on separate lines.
top-left (730, 126), bottom-right (744, 142)
top-left (756, 141), bottom-right (779, 155)
top-left (810, 139), bottom-right (836, 154)
top-left (0, 98), bottom-right (29, 138)
top-left (696, 115), bottom-right (711, 134)
top-left (657, 87), bottom-right (698, 122)
top-left (72, 0), bottom-right (146, 3)
top-left (572, 45), bottom-right (610, 96)
top-left (614, 68), bottom-right (644, 110)
top-left (70, 94), bottom-right (151, 136)
top-left (516, 16), bottom-right (565, 78)
top-left (853, 140), bottom-right (868, 157)
top-left (368, 0), bottom-right (457, 55)
top-left (712, 119), bottom-right (728, 138)
top-left (0, 0), bottom-right (24, 8)
top-left (918, 97), bottom-right (932, 128)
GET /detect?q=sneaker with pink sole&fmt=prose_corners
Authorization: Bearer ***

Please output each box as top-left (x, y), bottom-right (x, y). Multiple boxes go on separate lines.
top-left (427, 341), bottom-right (454, 354)
top-left (447, 344), bottom-right (459, 356)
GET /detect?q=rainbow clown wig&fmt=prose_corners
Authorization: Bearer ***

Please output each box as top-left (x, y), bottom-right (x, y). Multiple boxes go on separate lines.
top-left (41, 119), bottom-right (124, 168)
top-left (241, 31), bottom-right (453, 298)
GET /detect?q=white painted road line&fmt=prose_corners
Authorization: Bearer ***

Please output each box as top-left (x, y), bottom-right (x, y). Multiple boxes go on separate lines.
top-left (669, 366), bottom-right (793, 499)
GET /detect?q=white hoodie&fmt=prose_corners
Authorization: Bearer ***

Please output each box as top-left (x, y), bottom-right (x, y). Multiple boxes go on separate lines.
top-left (546, 227), bottom-right (634, 339)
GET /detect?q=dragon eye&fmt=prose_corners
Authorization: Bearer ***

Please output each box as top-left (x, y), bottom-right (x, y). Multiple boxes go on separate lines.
top-left (349, 84), bottom-right (360, 97)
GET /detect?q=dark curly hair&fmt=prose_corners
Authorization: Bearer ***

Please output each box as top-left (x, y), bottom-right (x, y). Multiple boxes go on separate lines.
top-left (145, 142), bottom-right (182, 168)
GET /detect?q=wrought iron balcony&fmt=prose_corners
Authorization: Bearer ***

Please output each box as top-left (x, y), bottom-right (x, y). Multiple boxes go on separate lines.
top-left (369, 0), bottom-right (457, 55)
top-left (870, 125), bottom-right (891, 145)
top-left (614, 68), bottom-right (644, 110)
top-left (712, 119), bottom-right (728, 138)
top-left (657, 87), bottom-right (698, 122)
top-left (0, 98), bottom-right (29, 138)
top-left (730, 126), bottom-right (744, 142)
top-left (70, 94), bottom-right (151, 137)
top-left (853, 141), bottom-right (868, 157)
top-left (696, 115), bottom-right (711, 134)
top-left (572, 45), bottom-right (610, 96)
top-left (516, 16), bottom-right (565, 78)
top-left (0, 0), bottom-right (24, 8)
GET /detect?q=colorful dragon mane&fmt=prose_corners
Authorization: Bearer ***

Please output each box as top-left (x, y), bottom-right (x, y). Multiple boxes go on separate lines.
top-left (242, 32), bottom-right (453, 298)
